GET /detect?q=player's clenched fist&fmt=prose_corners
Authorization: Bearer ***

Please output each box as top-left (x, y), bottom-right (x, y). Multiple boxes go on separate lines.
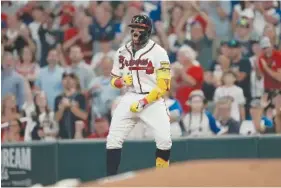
top-left (122, 74), bottom-right (133, 86)
top-left (130, 98), bottom-right (149, 113)
top-left (111, 73), bottom-right (133, 88)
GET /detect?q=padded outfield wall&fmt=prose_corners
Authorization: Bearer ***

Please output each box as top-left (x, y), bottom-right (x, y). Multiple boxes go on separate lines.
top-left (1, 135), bottom-right (281, 187)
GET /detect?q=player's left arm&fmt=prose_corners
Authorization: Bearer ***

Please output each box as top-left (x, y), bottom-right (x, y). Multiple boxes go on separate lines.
top-left (130, 51), bottom-right (171, 113)
top-left (144, 61), bottom-right (171, 103)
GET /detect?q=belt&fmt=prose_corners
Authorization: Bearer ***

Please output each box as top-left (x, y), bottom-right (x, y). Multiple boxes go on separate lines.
top-left (131, 91), bottom-right (149, 95)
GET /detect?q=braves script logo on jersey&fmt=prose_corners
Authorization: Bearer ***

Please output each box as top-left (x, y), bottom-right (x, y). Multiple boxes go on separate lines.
top-left (119, 55), bottom-right (154, 74)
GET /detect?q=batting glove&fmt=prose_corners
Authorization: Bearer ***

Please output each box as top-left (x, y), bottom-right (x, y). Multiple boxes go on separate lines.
top-left (122, 74), bottom-right (133, 86)
top-left (130, 98), bottom-right (149, 113)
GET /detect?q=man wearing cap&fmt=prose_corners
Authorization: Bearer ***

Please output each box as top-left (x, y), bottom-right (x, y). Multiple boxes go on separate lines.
top-left (234, 18), bottom-right (252, 57)
top-left (258, 37), bottom-right (281, 90)
top-left (228, 39), bottom-right (252, 104)
top-left (54, 71), bottom-right (87, 139)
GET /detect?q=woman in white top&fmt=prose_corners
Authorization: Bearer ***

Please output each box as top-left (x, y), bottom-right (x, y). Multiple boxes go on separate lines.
top-left (182, 90), bottom-right (221, 137)
top-left (214, 71), bottom-right (246, 122)
top-left (30, 92), bottom-right (59, 141)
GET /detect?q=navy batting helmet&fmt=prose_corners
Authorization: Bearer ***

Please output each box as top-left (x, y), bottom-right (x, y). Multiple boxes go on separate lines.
top-left (128, 14), bottom-right (152, 45)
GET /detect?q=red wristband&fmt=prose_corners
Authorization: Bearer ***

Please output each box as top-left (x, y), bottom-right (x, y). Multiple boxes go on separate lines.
top-left (114, 78), bottom-right (124, 88)
top-left (141, 98), bottom-right (149, 105)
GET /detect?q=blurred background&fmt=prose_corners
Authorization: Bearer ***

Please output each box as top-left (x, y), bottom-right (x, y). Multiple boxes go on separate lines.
top-left (1, 1), bottom-right (281, 187)
top-left (1, 0), bottom-right (281, 142)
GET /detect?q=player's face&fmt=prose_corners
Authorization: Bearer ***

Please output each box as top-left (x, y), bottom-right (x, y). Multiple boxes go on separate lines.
top-left (130, 27), bottom-right (145, 45)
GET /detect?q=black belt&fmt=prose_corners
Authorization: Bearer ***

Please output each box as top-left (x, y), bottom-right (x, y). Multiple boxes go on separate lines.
top-left (132, 91), bottom-right (149, 95)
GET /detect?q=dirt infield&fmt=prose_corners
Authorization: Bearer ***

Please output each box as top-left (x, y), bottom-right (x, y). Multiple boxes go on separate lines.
top-left (81, 159), bottom-right (281, 187)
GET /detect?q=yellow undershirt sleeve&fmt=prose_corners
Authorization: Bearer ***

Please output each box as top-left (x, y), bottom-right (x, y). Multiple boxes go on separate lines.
top-left (144, 63), bottom-right (171, 104)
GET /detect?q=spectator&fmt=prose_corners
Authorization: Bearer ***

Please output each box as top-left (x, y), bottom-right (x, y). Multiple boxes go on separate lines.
top-left (172, 45), bottom-right (204, 114)
top-left (258, 37), bottom-right (281, 91)
top-left (189, 3), bottom-right (215, 70)
top-left (219, 40), bottom-right (231, 57)
top-left (3, 15), bottom-right (36, 56)
top-left (252, 1), bottom-right (280, 39)
top-left (15, 46), bottom-right (40, 89)
top-left (88, 118), bottom-right (109, 139)
top-left (35, 48), bottom-right (64, 110)
top-left (90, 41), bottom-right (116, 75)
top-left (203, 54), bottom-right (231, 104)
top-left (38, 12), bottom-right (63, 67)
top-left (54, 71), bottom-right (87, 139)
top-left (240, 96), bottom-right (273, 135)
top-left (167, 5), bottom-right (185, 35)
top-left (166, 3), bottom-right (196, 63)
top-left (200, 1), bottom-right (231, 40)
top-left (232, 1), bottom-right (254, 30)
top-left (214, 71), bottom-right (246, 122)
top-left (1, 94), bottom-right (23, 123)
top-left (88, 57), bottom-right (120, 126)
top-left (112, 2), bottom-right (126, 23)
top-left (228, 39), bottom-right (252, 104)
top-left (68, 45), bottom-right (95, 91)
top-left (1, 52), bottom-right (26, 109)
top-left (2, 119), bottom-right (24, 143)
top-left (89, 4), bottom-right (116, 42)
top-left (207, 54), bottom-right (231, 88)
top-left (62, 11), bottom-right (93, 64)
top-left (31, 92), bottom-right (58, 141)
top-left (182, 90), bottom-right (221, 136)
top-left (214, 98), bottom-right (241, 134)
top-left (233, 18), bottom-right (252, 57)
top-left (263, 23), bottom-right (280, 50)
top-left (249, 40), bottom-right (264, 99)
top-left (28, 6), bottom-right (44, 61)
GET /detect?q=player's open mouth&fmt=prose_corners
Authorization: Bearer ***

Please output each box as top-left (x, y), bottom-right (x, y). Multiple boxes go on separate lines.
top-left (132, 33), bottom-right (140, 43)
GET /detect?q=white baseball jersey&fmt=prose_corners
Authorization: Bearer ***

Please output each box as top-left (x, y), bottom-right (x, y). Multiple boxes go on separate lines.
top-left (111, 39), bottom-right (170, 93)
top-left (107, 39), bottom-right (172, 150)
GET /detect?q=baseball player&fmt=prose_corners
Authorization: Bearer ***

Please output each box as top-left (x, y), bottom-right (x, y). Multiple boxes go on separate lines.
top-left (106, 14), bottom-right (172, 176)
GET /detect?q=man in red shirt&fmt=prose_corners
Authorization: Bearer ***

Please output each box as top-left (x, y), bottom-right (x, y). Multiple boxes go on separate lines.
top-left (258, 37), bottom-right (281, 91)
top-left (172, 45), bottom-right (204, 114)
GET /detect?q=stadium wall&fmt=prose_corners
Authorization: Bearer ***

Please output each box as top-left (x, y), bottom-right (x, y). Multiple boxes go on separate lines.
top-left (1, 135), bottom-right (281, 187)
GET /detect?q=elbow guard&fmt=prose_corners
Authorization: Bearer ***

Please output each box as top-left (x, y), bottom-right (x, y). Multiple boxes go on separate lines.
top-left (110, 77), bottom-right (124, 89)
top-left (145, 67), bottom-right (171, 104)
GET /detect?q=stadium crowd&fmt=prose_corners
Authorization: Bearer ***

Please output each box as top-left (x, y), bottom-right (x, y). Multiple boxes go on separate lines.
top-left (1, 1), bottom-right (281, 142)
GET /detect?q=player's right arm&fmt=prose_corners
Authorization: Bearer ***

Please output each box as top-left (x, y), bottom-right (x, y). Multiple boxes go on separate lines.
top-left (110, 49), bottom-right (133, 89)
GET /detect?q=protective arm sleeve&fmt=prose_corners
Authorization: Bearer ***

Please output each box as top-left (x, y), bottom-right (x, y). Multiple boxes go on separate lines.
top-left (144, 65), bottom-right (171, 104)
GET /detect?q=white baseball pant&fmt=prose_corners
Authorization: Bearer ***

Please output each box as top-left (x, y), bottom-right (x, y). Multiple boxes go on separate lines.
top-left (106, 92), bottom-right (172, 150)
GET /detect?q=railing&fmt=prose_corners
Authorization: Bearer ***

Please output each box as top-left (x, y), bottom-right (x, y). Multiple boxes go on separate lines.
top-left (1, 135), bottom-right (281, 187)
